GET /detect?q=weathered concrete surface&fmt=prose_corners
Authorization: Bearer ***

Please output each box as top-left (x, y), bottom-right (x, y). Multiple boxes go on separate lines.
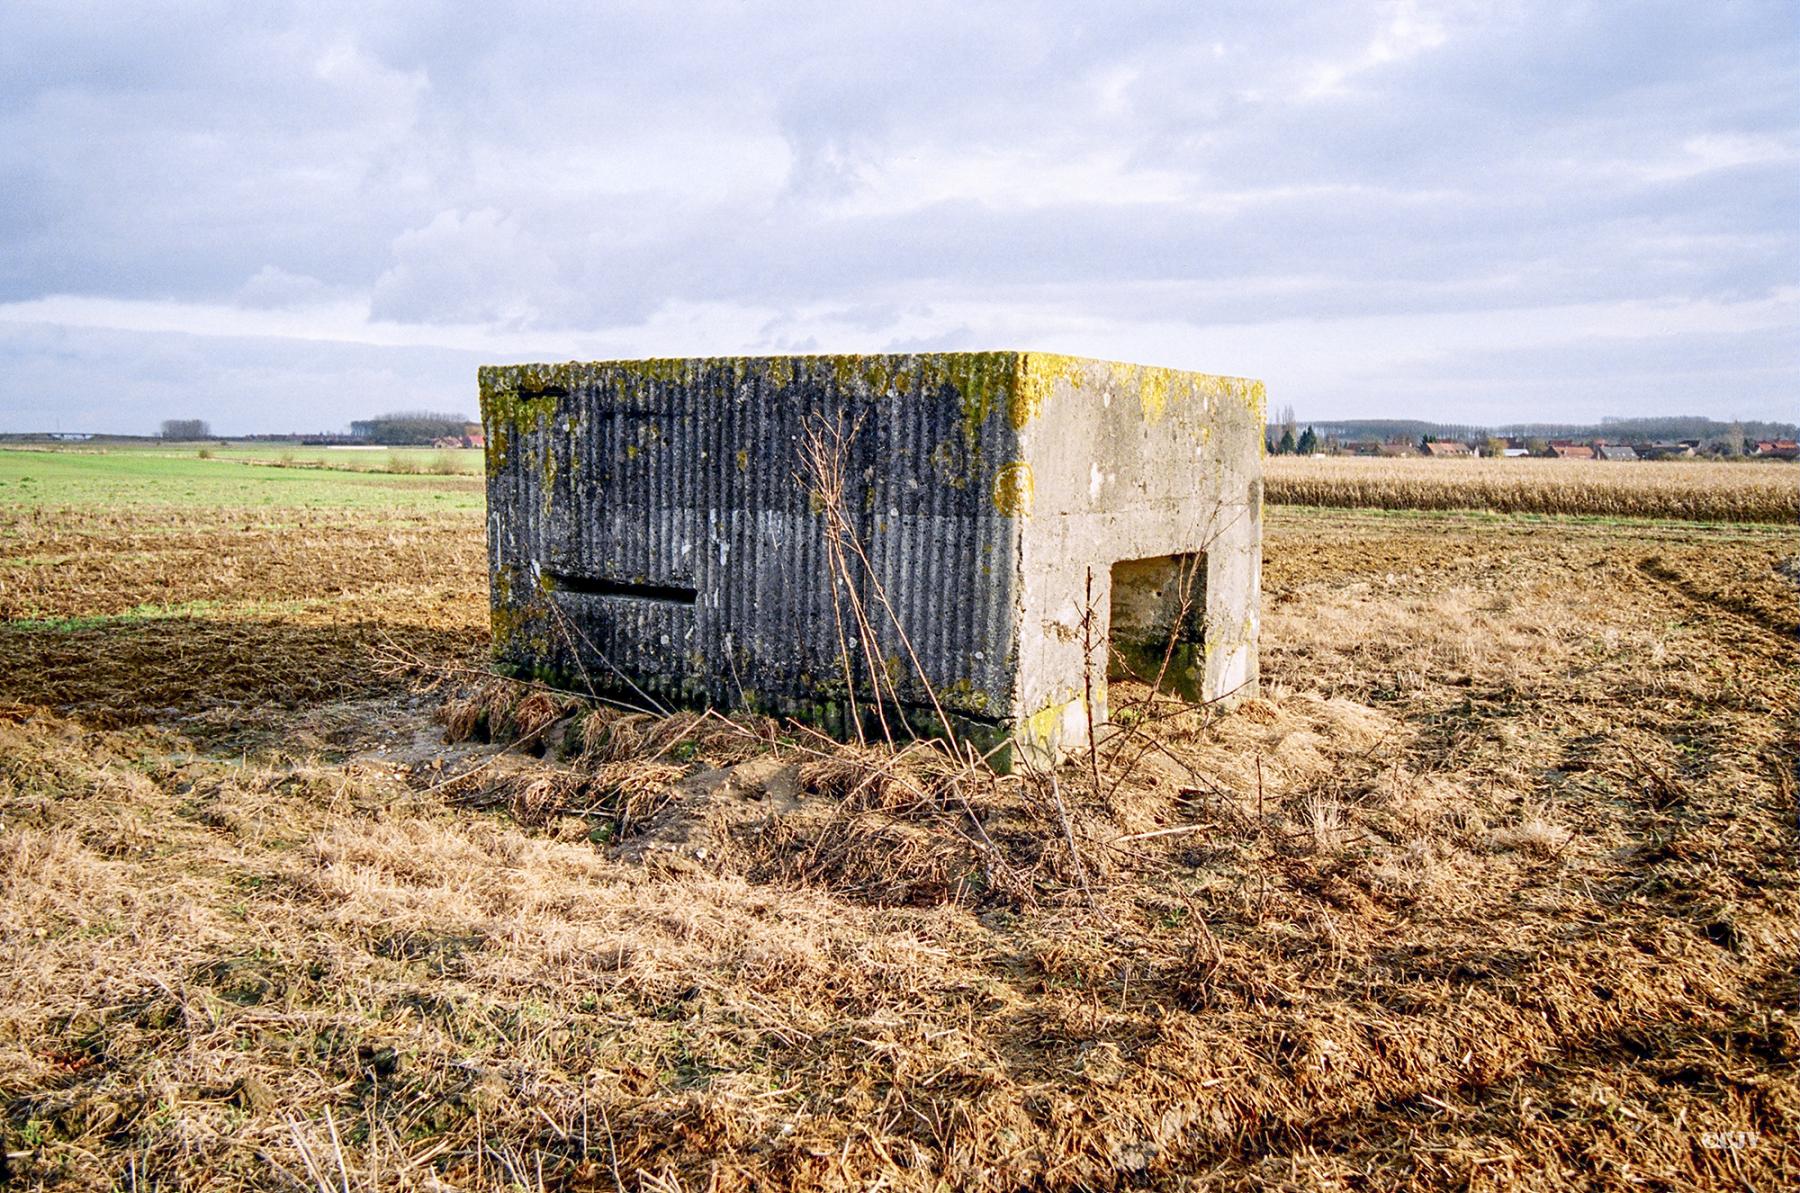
top-left (480, 353), bottom-right (1261, 766)
top-left (1010, 356), bottom-right (1263, 761)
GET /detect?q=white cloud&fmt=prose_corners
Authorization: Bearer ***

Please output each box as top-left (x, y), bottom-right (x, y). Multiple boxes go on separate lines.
top-left (370, 209), bottom-right (568, 326)
top-left (1629, 133), bottom-right (1800, 183)
top-left (236, 265), bottom-right (336, 310)
top-left (1303, 0), bottom-right (1453, 99)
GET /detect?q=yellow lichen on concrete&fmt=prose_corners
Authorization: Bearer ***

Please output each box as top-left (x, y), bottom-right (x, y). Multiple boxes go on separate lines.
top-left (992, 460), bottom-right (1035, 517)
top-left (1135, 366), bottom-right (1174, 424)
top-left (1013, 353), bottom-right (1082, 429)
top-left (610, 357), bottom-right (690, 386)
top-left (953, 360), bottom-right (1001, 446)
top-left (1017, 695), bottom-right (1085, 760)
top-left (1012, 354), bottom-right (1264, 431)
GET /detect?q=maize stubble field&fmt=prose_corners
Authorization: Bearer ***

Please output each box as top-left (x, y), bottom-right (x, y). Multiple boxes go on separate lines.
top-left (1, 447), bottom-right (1796, 1190)
top-left (1262, 455), bottom-right (1800, 523)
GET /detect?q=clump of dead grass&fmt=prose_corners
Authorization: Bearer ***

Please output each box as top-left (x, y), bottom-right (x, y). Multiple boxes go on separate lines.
top-left (509, 688), bottom-right (565, 740)
top-left (579, 705), bottom-right (647, 760)
top-left (796, 740), bottom-right (953, 814)
top-left (436, 677), bottom-right (513, 743)
top-left (1492, 803), bottom-right (1574, 858)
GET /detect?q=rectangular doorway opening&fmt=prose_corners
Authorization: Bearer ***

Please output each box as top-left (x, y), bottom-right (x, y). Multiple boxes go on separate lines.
top-left (1108, 553), bottom-right (1206, 702)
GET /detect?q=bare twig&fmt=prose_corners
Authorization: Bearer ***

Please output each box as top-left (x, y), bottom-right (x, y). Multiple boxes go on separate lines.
top-left (1049, 771), bottom-right (1096, 910)
top-left (1080, 566), bottom-right (1106, 806)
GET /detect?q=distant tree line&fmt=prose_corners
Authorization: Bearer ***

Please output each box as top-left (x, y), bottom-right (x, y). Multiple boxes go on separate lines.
top-left (350, 411), bottom-right (475, 445)
top-left (160, 418), bottom-right (211, 440)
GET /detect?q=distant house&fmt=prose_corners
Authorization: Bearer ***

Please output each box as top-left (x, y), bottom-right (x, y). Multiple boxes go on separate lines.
top-left (1424, 440), bottom-right (1474, 458)
top-left (1502, 448), bottom-right (1531, 457)
top-left (433, 432), bottom-right (487, 450)
top-left (1638, 440), bottom-right (1695, 460)
top-left (1550, 442), bottom-right (1595, 460)
top-left (1596, 443), bottom-right (1638, 462)
top-left (1752, 439), bottom-right (1799, 460)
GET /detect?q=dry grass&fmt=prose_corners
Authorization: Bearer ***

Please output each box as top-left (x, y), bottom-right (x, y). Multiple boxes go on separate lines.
top-left (1265, 454), bottom-right (1800, 523)
top-left (0, 506), bottom-right (484, 732)
top-left (0, 493), bottom-right (1796, 1189)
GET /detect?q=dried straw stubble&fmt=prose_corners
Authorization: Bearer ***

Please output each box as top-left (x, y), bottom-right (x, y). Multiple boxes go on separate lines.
top-left (1265, 454), bottom-right (1800, 522)
top-left (1, 488), bottom-right (1795, 1189)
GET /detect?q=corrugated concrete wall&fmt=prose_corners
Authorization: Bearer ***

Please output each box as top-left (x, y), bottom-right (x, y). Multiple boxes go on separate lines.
top-left (482, 354), bottom-right (1029, 742)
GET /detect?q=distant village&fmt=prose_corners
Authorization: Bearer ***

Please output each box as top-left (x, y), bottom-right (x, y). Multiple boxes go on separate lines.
top-left (1265, 419), bottom-right (1797, 462)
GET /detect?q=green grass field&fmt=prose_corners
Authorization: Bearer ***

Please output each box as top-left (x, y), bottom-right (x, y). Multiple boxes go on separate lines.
top-left (0, 447), bottom-right (484, 511)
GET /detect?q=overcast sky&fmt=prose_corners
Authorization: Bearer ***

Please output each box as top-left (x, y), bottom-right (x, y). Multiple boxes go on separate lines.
top-left (1, 0), bottom-right (1794, 434)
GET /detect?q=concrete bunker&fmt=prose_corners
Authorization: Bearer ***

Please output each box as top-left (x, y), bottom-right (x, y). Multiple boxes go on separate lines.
top-left (480, 352), bottom-right (1263, 767)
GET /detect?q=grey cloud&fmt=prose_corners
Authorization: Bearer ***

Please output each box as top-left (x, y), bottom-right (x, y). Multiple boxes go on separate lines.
top-left (0, 0), bottom-right (1793, 429)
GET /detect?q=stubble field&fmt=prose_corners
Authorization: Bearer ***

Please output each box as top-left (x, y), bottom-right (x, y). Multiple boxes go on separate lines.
top-left (1, 448), bottom-right (1795, 1190)
top-left (1264, 454), bottom-right (1799, 523)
